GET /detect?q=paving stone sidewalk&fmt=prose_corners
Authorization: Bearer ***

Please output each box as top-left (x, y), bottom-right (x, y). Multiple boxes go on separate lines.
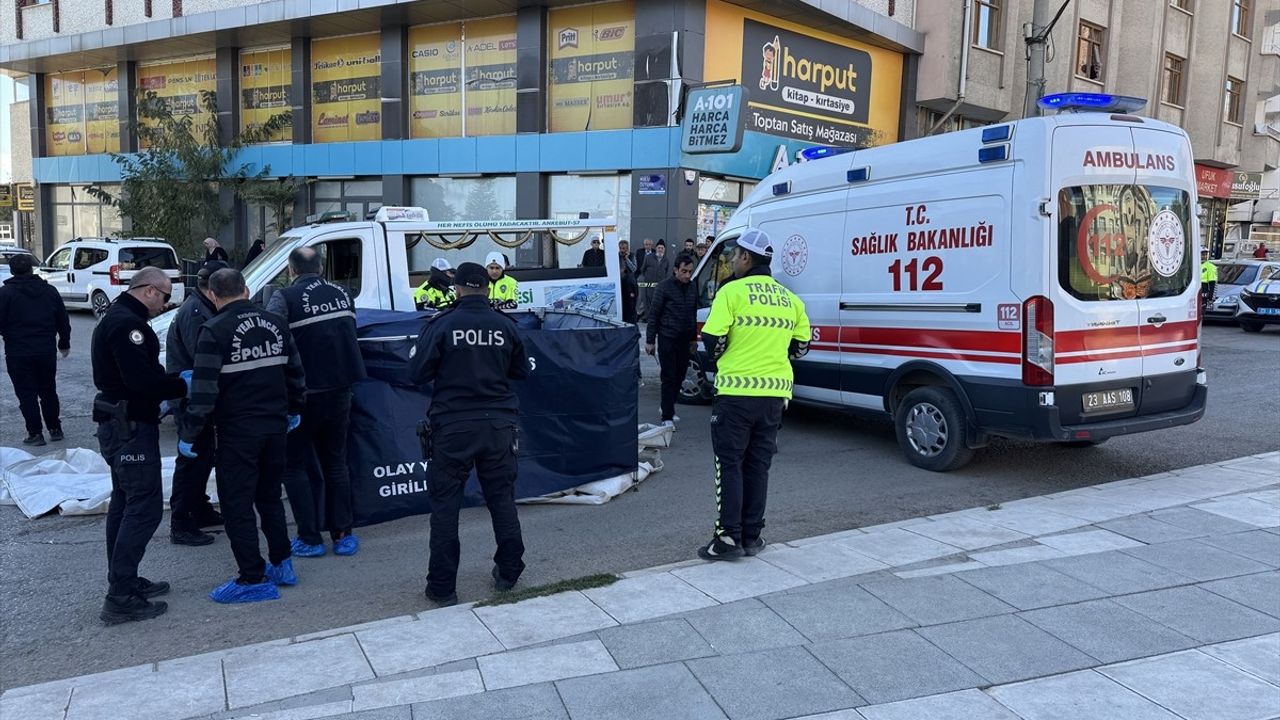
top-left (4, 453), bottom-right (1278, 720)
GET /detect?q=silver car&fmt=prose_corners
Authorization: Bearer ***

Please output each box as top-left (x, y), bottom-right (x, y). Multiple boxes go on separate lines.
top-left (1206, 260), bottom-right (1280, 322)
top-left (0, 245), bottom-right (36, 283)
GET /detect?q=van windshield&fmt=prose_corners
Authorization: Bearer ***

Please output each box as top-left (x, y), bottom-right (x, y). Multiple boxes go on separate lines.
top-left (1057, 185), bottom-right (1193, 302)
top-left (694, 238), bottom-right (739, 310)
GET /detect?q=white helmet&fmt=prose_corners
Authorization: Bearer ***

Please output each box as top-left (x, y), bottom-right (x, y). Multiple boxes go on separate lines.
top-left (431, 257), bottom-right (453, 272)
top-left (485, 252), bottom-right (507, 269)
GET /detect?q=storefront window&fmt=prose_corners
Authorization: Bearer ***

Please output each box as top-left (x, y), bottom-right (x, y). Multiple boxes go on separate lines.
top-left (311, 34), bottom-right (382, 143)
top-left (240, 47), bottom-right (293, 142)
top-left (408, 176), bottom-right (518, 269)
top-left (314, 178), bottom-right (383, 220)
top-left (697, 176), bottom-right (753, 240)
top-left (45, 68), bottom-right (119, 156)
top-left (49, 185), bottom-right (122, 249)
top-left (547, 1), bottom-right (635, 132)
top-left (548, 173), bottom-right (631, 267)
top-left (408, 18), bottom-right (516, 139)
top-left (137, 58), bottom-right (216, 149)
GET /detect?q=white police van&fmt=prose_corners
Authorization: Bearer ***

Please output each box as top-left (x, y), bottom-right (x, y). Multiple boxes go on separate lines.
top-left (691, 94), bottom-right (1207, 471)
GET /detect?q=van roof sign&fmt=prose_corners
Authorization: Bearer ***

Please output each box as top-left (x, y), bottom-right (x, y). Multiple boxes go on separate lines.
top-left (1038, 93), bottom-right (1146, 114)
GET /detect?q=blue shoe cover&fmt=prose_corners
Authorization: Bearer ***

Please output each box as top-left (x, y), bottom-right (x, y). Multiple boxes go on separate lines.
top-left (266, 558), bottom-right (298, 586)
top-left (291, 537), bottom-right (326, 557)
top-left (209, 578), bottom-right (280, 604)
top-left (333, 534), bottom-right (359, 556)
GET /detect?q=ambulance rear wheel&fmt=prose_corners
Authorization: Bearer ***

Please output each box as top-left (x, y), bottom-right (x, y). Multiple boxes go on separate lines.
top-left (895, 387), bottom-right (974, 472)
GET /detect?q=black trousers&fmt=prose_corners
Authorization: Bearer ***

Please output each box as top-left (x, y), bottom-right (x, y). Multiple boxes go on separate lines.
top-left (216, 431), bottom-right (291, 583)
top-left (710, 395), bottom-right (785, 543)
top-left (657, 336), bottom-right (692, 422)
top-left (427, 419), bottom-right (525, 597)
top-left (169, 418), bottom-right (216, 533)
top-left (7, 353), bottom-right (60, 437)
top-left (97, 421), bottom-right (162, 596)
top-left (283, 388), bottom-right (355, 545)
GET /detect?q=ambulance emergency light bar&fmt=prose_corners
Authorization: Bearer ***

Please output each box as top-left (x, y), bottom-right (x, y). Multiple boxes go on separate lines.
top-left (1037, 93), bottom-right (1146, 114)
top-left (798, 146), bottom-right (856, 162)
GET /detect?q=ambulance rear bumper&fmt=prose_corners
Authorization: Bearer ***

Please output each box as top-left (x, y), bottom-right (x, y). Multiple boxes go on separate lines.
top-left (967, 374), bottom-right (1208, 443)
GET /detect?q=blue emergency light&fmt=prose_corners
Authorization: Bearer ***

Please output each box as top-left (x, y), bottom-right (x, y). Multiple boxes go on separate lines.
top-left (1037, 93), bottom-right (1147, 113)
top-left (799, 146), bottom-right (856, 161)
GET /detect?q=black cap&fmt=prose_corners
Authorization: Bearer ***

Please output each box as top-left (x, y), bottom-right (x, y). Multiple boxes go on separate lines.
top-left (197, 259), bottom-right (229, 282)
top-left (454, 262), bottom-right (489, 289)
top-left (7, 253), bottom-right (34, 275)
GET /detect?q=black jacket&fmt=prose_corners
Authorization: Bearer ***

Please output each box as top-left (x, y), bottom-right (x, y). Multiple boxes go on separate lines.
top-left (582, 247), bottom-right (605, 267)
top-left (180, 299), bottom-right (306, 440)
top-left (0, 274), bottom-right (70, 357)
top-left (408, 294), bottom-right (530, 424)
top-left (204, 247), bottom-right (229, 264)
top-left (266, 274), bottom-right (366, 391)
top-left (165, 290), bottom-right (217, 373)
top-left (646, 276), bottom-right (698, 344)
top-left (91, 293), bottom-right (188, 423)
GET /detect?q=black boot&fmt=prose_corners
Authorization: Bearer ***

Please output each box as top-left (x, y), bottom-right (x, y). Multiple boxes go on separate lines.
top-left (492, 565), bottom-right (516, 592)
top-left (22, 434), bottom-right (45, 446)
top-left (100, 594), bottom-right (168, 625)
top-left (135, 577), bottom-right (171, 599)
top-left (171, 528), bottom-right (215, 546)
top-left (48, 428), bottom-right (65, 442)
top-left (196, 506), bottom-right (223, 528)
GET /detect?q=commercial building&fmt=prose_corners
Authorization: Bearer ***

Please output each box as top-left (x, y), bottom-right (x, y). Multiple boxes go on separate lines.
top-left (0, 0), bottom-right (921, 259)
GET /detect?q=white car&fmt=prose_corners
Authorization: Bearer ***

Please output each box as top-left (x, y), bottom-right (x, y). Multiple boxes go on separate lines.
top-left (41, 238), bottom-right (185, 316)
top-left (0, 245), bottom-right (37, 283)
top-left (1206, 260), bottom-right (1280, 322)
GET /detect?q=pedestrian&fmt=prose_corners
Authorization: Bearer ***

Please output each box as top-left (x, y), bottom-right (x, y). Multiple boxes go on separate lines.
top-left (683, 238), bottom-right (695, 253)
top-left (633, 237), bottom-right (655, 272)
top-left (638, 241), bottom-right (670, 321)
top-left (180, 268), bottom-right (306, 604)
top-left (581, 237), bottom-right (606, 268)
top-left (485, 252), bottom-right (519, 310)
top-left (645, 252), bottom-right (698, 426)
top-left (0, 253), bottom-right (70, 446)
top-left (697, 229), bottom-right (810, 560)
top-left (90, 266), bottom-right (191, 624)
top-left (409, 262), bottom-right (530, 606)
top-left (618, 240), bottom-right (639, 324)
top-left (165, 260), bottom-right (228, 546)
top-left (1200, 248), bottom-right (1217, 310)
top-left (244, 238), bottom-right (267, 267)
top-left (414, 258), bottom-right (456, 310)
top-left (202, 237), bottom-right (229, 265)
top-left (694, 241), bottom-right (708, 261)
top-left (1254, 243), bottom-right (1268, 259)
top-left (267, 247), bottom-right (368, 558)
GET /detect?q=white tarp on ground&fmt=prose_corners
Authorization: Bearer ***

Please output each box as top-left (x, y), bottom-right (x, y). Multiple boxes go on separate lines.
top-left (1, 423), bottom-right (672, 518)
top-left (0, 447), bottom-right (218, 518)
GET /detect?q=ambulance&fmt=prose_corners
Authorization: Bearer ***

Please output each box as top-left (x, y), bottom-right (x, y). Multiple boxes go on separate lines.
top-left (690, 93), bottom-right (1207, 471)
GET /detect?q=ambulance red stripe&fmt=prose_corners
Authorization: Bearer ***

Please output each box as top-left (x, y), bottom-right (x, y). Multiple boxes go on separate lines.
top-left (1057, 340), bottom-right (1199, 364)
top-left (1057, 320), bottom-right (1198, 353)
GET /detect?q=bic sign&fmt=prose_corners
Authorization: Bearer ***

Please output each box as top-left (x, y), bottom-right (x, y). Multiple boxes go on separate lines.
top-left (681, 85), bottom-right (746, 154)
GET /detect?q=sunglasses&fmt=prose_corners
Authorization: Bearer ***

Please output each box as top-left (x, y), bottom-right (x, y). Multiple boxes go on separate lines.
top-left (137, 284), bottom-right (172, 303)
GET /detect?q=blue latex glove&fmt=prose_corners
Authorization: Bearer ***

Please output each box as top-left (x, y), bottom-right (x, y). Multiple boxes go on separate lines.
top-left (177, 440), bottom-right (197, 458)
top-left (287, 414), bottom-right (301, 433)
top-left (179, 370), bottom-right (193, 397)
top-left (159, 400), bottom-right (173, 419)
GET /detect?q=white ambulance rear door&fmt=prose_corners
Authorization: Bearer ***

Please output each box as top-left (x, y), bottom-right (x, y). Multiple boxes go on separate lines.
top-left (1128, 126), bottom-right (1199, 378)
top-left (1049, 123), bottom-right (1144, 389)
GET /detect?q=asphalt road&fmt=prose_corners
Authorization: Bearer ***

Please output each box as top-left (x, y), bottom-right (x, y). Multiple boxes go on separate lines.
top-left (1, 313), bottom-right (1278, 689)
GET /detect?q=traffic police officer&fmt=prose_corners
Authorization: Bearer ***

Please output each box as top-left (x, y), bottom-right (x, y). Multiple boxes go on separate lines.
top-left (485, 252), bottom-right (519, 310)
top-left (181, 269), bottom-right (307, 603)
top-left (409, 262), bottom-right (530, 606)
top-left (90, 266), bottom-right (190, 624)
top-left (266, 247), bottom-right (367, 557)
top-left (697, 229), bottom-right (810, 561)
top-left (414, 258), bottom-right (456, 310)
top-left (165, 260), bottom-right (228, 546)
top-left (1200, 248), bottom-right (1218, 309)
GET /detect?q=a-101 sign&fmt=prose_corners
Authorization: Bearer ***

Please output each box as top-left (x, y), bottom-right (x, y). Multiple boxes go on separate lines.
top-left (681, 85), bottom-right (746, 154)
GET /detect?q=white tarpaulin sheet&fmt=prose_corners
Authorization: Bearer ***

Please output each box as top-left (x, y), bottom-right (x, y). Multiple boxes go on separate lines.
top-left (0, 447), bottom-right (218, 518)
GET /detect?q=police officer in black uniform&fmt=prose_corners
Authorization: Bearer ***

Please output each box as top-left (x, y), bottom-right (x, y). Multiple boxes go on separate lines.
top-left (267, 247), bottom-right (367, 557)
top-left (165, 260), bottom-right (228, 546)
top-left (90, 266), bottom-right (190, 624)
top-left (409, 262), bottom-right (530, 606)
top-left (180, 269), bottom-right (307, 604)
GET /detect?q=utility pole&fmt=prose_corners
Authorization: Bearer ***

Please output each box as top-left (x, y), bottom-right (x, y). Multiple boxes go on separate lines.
top-left (1024, 0), bottom-right (1073, 117)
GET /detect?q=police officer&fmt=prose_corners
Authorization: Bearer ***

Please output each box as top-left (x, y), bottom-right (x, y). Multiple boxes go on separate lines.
top-left (90, 266), bottom-right (190, 624)
top-left (266, 247), bottom-right (367, 557)
top-left (165, 260), bottom-right (228, 546)
top-left (180, 269), bottom-right (306, 603)
top-left (697, 229), bottom-right (810, 560)
top-left (414, 258), bottom-right (456, 310)
top-left (1200, 248), bottom-right (1218, 310)
top-left (485, 252), bottom-right (519, 310)
top-left (409, 262), bottom-right (530, 606)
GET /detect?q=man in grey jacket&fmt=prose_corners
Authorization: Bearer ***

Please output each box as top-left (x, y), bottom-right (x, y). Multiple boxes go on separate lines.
top-left (164, 260), bottom-right (227, 546)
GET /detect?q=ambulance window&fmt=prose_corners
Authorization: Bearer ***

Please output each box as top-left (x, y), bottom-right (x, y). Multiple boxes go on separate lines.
top-left (696, 238), bottom-right (739, 309)
top-left (1057, 185), bottom-right (1193, 301)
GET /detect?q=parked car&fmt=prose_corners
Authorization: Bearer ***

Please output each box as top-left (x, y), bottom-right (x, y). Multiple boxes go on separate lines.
top-left (1235, 273), bottom-right (1280, 333)
top-left (0, 244), bottom-right (36, 283)
top-left (1206, 260), bottom-right (1280, 323)
top-left (41, 237), bottom-right (185, 317)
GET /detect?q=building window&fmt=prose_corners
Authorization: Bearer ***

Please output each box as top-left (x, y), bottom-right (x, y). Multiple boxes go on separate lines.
top-left (45, 68), bottom-right (120, 156)
top-left (1076, 22), bottom-right (1105, 81)
top-left (547, 1), bottom-right (635, 132)
top-left (239, 47), bottom-right (293, 143)
top-left (1162, 54), bottom-right (1185, 106)
top-left (972, 0), bottom-right (1002, 51)
top-left (137, 58), bottom-right (216, 150)
top-left (1171, 0), bottom-right (1191, 11)
top-left (1231, 0), bottom-right (1249, 36)
top-left (310, 34), bottom-right (382, 143)
top-left (50, 185), bottom-right (123, 249)
top-left (408, 18), bottom-right (517, 139)
top-left (1224, 76), bottom-right (1244, 124)
top-left (548, 174), bottom-right (631, 268)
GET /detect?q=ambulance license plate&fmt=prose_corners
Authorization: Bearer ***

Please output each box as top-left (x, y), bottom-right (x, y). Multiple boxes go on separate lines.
top-left (1082, 388), bottom-right (1135, 414)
